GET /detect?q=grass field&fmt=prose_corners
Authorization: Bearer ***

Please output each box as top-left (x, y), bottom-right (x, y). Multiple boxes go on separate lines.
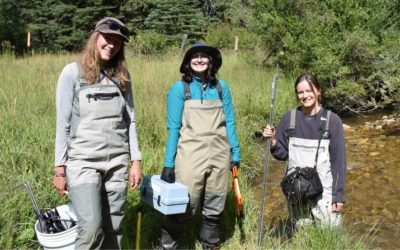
top-left (0, 50), bottom-right (365, 249)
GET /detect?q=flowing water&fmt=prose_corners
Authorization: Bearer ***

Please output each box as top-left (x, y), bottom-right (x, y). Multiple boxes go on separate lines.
top-left (262, 111), bottom-right (400, 249)
top-left (341, 112), bottom-right (400, 249)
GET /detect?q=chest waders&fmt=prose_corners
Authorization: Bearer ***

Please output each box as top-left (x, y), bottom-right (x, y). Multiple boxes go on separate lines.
top-left (66, 63), bottom-right (130, 249)
top-left (161, 82), bottom-right (230, 250)
top-left (287, 109), bottom-right (341, 227)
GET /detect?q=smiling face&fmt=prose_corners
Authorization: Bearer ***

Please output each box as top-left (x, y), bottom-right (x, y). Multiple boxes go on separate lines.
top-left (190, 52), bottom-right (210, 77)
top-left (96, 33), bottom-right (122, 65)
top-left (296, 80), bottom-right (321, 113)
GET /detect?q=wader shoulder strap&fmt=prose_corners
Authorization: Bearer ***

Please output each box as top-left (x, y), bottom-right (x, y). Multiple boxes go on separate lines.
top-left (215, 81), bottom-right (223, 100)
top-left (288, 109), bottom-right (297, 137)
top-left (75, 61), bottom-right (88, 89)
top-left (182, 81), bottom-right (223, 101)
top-left (320, 109), bottom-right (331, 139)
top-left (183, 81), bottom-right (191, 100)
top-left (77, 62), bottom-right (84, 79)
top-left (314, 109), bottom-right (331, 168)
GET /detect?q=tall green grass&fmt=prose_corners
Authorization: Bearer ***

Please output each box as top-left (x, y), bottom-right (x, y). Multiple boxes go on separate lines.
top-left (0, 51), bottom-right (365, 249)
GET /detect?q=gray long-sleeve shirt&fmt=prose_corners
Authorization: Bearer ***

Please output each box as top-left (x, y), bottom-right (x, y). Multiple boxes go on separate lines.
top-left (54, 62), bottom-right (141, 166)
top-left (271, 107), bottom-right (347, 203)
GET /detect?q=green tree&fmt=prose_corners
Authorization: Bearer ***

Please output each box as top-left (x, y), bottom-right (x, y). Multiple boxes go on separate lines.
top-left (250, 0), bottom-right (400, 113)
top-left (121, 0), bottom-right (155, 36)
top-left (224, 0), bottom-right (254, 26)
top-left (0, 0), bottom-right (27, 54)
top-left (199, 0), bottom-right (231, 23)
top-left (19, 0), bottom-right (124, 52)
top-left (144, 0), bottom-right (208, 45)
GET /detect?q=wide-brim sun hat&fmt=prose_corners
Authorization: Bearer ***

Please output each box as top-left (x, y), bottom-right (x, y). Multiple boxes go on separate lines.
top-left (94, 17), bottom-right (129, 42)
top-left (180, 43), bottom-right (222, 73)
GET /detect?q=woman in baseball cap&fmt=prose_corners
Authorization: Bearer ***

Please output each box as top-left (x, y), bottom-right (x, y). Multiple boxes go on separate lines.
top-left (94, 17), bottom-right (130, 42)
top-left (53, 17), bottom-right (142, 249)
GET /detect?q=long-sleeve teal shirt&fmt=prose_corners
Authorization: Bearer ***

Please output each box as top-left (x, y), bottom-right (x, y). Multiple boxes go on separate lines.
top-left (164, 77), bottom-right (241, 168)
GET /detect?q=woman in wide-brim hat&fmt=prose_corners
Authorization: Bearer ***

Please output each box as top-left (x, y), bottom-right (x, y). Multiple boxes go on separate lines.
top-left (179, 43), bottom-right (222, 73)
top-left (160, 43), bottom-right (241, 249)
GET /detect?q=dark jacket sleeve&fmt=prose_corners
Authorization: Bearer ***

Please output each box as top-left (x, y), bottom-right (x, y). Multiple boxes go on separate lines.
top-left (270, 112), bottom-right (291, 161)
top-left (329, 113), bottom-right (347, 203)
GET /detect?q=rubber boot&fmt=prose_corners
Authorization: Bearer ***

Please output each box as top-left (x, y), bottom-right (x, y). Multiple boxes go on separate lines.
top-left (199, 215), bottom-right (220, 250)
top-left (161, 216), bottom-right (183, 250)
top-left (161, 228), bottom-right (179, 250)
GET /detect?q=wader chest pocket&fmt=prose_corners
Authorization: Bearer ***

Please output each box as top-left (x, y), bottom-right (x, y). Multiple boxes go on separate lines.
top-left (140, 175), bottom-right (189, 215)
top-left (86, 92), bottom-right (120, 102)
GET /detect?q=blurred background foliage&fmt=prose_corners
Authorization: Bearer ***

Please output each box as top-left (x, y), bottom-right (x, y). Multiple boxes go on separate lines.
top-left (0, 0), bottom-right (399, 113)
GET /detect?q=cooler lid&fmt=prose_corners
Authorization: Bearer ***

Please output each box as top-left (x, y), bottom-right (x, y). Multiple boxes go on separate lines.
top-left (140, 175), bottom-right (189, 205)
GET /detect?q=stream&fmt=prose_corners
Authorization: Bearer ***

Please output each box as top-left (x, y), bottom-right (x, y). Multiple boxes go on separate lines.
top-left (261, 111), bottom-right (400, 249)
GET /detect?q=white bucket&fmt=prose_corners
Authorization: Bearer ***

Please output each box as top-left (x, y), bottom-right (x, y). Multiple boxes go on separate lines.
top-left (35, 203), bottom-right (78, 250)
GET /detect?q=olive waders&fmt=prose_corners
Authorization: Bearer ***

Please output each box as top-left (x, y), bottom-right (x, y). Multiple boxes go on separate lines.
top-left (287, 109), bottom-right (341, 227)
top-left (162, 82), bottom-right (230, 250)
top-left (66, 66), bottom-right (130, 249)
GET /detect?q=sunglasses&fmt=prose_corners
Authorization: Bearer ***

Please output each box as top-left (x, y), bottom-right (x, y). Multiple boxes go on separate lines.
top-left (99, 20), bottom-right (129, 37)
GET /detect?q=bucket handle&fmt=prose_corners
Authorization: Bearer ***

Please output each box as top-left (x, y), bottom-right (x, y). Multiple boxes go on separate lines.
top-left (21, 181), bottom-right (43, 219)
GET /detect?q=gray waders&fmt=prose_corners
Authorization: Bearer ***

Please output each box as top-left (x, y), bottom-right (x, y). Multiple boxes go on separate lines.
top-left (66, 69), bottom-right (130, 249)
top-left (162, 83), bottom-right (230, 250)
top-left (287, 109), bottom-right (341, 227)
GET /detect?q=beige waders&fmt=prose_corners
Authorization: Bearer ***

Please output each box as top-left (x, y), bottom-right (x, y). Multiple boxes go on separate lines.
top-left (162, 98), bottom-right (230, 250)
top-left (66, 75), bottom-right (130, 250)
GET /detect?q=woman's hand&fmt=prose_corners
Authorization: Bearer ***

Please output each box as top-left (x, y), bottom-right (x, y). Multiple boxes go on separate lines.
top-left (129, 160), bottom-right (142, 190)
top-left (332, 202), bottom-right (344, 213)
top-left (53, 166), bottom-right (67, 196)
top-left (262, 125), bottom-right (277, 146)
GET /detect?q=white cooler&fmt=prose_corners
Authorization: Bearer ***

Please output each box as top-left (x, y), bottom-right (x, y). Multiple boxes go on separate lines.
top-left (140, 175), bottom-right (189, 215)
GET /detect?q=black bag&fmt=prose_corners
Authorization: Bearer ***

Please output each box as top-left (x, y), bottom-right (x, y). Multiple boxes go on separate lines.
top-left (280, 166), bottom-right (323, 204)
top-left (280, 109), bottom-right (331, 204)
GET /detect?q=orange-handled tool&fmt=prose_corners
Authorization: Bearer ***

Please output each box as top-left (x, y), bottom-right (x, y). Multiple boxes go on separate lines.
top-left (232, 165), bottom-right (244, 217)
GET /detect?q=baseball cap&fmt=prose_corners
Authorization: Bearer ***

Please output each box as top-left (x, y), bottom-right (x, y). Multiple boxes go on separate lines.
top-left (94, 17), bottom-right (129, 42)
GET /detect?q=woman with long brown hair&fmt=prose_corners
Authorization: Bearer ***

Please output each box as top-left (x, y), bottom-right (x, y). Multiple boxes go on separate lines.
top-left (53, 17), bottom-right (142, 249)
top-left (263, 73), bottom-right (346, 229)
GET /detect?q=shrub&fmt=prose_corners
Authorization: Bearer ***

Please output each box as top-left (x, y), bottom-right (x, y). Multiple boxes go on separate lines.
top-left (250, 0), bottom-right (400, 114)
top-left (324, 80), bottom-right (367, 114)
top-left (204, 24), bottom-right (262, 51)
top-left (129, 31), bottom-right (176, 55)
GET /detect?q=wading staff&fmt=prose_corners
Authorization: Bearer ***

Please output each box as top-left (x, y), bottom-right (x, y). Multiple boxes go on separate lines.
top-left (257, 65), bottom-right (278, 246)
top-left (135, 202), bottom-right (143, 250)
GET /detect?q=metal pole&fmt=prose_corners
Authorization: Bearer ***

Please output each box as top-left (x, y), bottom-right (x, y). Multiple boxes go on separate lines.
top-left (257, 65), bottom-right (278, 246)
top-left (11, 181), bottom-right (42, 219)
